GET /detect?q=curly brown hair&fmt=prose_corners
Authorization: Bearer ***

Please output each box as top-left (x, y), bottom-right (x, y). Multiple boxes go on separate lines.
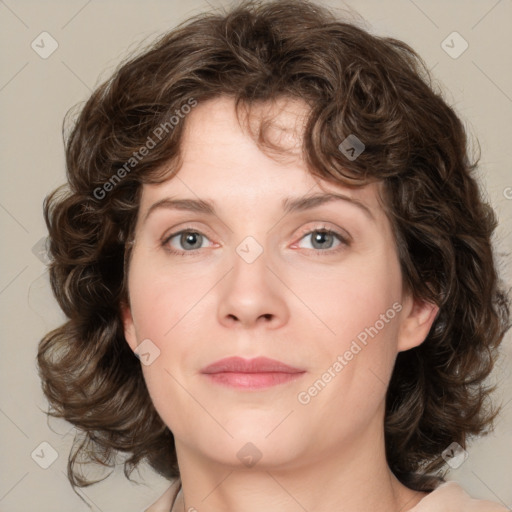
top-left (37, 0), bottom-right (510, 495)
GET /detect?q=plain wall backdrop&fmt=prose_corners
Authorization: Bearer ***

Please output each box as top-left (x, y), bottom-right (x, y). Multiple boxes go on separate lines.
top-left (0, 1), bottom-right (511, 510)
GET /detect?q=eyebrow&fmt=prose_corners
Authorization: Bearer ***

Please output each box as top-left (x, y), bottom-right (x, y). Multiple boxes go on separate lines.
top-left (282, 192), bottom-right (374, 219)
top-left (143, 192), bottom-right (374, 224)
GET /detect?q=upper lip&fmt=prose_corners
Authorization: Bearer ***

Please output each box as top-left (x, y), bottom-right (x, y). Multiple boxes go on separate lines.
top-left (201, 357), bottom-right (304, 374)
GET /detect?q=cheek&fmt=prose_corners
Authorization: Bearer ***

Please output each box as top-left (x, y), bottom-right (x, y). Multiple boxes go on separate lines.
top-left (292, 249), bottom-right (402, 350)
top-left (127, 262), bottom-right (204, 432)
top-left (290, 247), bottom-right (403, 412)
top-left (127, 251), bottom-right (211, 341)
top-left (127, 253), bottom-right (215, 373)
top-left (295, 267), bottom-right (402, 428)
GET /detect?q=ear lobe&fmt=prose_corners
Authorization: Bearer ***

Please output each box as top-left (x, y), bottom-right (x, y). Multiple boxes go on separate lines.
top-left (120, 302), bottom-right (138, 352)
top-left (397, 296), bottom-right (439, 352)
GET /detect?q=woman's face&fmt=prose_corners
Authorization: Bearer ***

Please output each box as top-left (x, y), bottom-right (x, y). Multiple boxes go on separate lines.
top-left (123, 96), bottom-right (437, 470)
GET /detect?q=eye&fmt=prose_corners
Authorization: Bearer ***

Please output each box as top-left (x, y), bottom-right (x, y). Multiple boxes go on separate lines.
top-left (295, 227), bottom-right (348, 253)
top-left (161, 225), bottom-right (348, 256)
top-left (162, 229), bottom-right (212, 255)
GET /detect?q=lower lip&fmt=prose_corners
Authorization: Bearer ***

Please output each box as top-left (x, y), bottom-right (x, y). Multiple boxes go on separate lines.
top-left (203, 372), bottom-right (305, 389)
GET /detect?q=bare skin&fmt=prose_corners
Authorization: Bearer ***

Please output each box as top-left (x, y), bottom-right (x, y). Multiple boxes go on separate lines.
top-left (123, 96), bottom-right (438, 512)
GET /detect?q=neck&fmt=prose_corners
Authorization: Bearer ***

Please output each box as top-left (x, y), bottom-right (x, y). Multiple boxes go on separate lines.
top-left (172, 421), bottom-right (426, 512)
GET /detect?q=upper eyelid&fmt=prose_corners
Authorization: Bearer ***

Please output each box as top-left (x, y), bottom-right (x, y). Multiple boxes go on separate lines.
top-left (164, 229), bottom-right (213, 245)
top-left (295, 222), bottom-right (350, 240)
top-left (161, 221), bottom-right (214, 240)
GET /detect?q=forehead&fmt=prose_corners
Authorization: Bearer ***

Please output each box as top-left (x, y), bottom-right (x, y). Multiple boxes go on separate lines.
top-left (138, 96), bottom-right (385, 219)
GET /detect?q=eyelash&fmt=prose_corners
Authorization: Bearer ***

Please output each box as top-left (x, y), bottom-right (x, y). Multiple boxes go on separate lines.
top-left (161, 224), bottom-right (349, 257)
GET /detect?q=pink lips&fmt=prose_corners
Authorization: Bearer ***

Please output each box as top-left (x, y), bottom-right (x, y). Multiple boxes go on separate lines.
top-left (201, 356), bottom-right (305, 390)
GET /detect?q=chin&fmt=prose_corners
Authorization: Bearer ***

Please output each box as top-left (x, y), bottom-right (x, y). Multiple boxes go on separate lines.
top-left (211, 424), bottom-right (306, 468)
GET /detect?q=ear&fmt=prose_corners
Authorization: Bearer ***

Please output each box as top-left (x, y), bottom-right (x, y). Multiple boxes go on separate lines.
top-left (120, 301), bottom-right (138, 352)
top-left (397, 294), bottom-right (439, 352)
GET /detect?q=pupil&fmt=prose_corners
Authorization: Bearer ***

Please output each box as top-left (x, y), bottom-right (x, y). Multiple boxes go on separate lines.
top-left (313, 231), bottom-right (331, 249)
top-left (183, 232), bottom-right (201, 249)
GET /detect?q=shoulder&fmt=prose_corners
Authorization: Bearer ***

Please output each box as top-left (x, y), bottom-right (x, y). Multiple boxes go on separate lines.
top-left (144, 479), bottom-right (181, 512)
top-left (408, 481), bottom-right (509, 512)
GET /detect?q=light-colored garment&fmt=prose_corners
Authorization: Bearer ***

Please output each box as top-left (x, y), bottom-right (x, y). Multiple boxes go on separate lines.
top-left (144, 478), bottom-right (510, 512)
top-left (144, 480), bottom-right (180, 512)
top-left (407, 481), bottom-right (509, 511)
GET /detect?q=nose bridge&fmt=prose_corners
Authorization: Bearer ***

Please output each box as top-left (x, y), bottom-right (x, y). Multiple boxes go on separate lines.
top-left (231, 234), bottom-right (270, 292)
top-left (216, 233), bottom-right (289, 328)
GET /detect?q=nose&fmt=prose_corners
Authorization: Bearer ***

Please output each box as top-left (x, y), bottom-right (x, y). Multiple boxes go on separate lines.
top-left (217, 245), bottom-right (290, 329)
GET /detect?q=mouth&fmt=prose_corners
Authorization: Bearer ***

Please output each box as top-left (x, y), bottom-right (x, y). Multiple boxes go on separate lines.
top-left (200, 356), bottom-right (306, 390)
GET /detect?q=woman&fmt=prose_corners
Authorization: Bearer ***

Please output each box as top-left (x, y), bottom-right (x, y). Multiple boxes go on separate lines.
top-left (38, 1), bottom-right (511, 511)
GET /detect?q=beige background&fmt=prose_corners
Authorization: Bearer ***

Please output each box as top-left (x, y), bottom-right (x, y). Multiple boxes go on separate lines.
top-left (0, 0), bottom-right (511, 510)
